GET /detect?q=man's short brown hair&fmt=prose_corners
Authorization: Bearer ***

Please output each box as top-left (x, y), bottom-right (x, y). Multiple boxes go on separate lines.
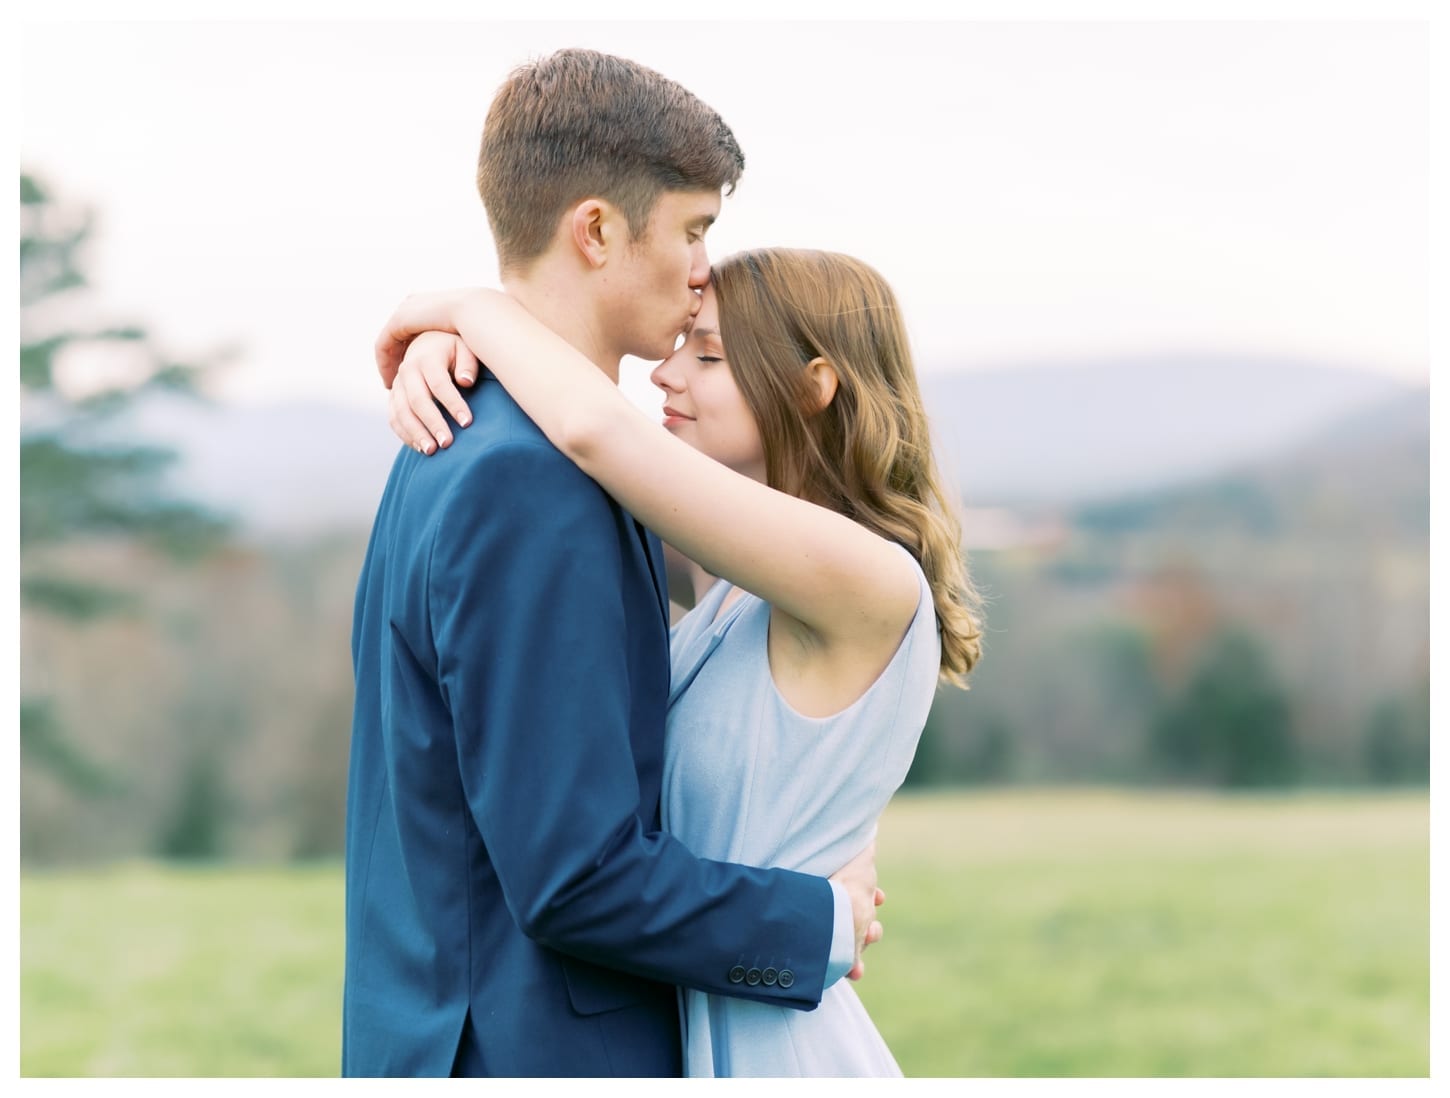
top-left (477, 49), bottom-right (744, 273)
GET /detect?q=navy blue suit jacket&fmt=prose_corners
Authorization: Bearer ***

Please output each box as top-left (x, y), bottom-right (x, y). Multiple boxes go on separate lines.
top-left (343, 380), bottom-right (836, 1076)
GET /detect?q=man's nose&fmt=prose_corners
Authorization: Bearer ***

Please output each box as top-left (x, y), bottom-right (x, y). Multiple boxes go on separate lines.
top-left (688, 247), bottom-right (711, 291)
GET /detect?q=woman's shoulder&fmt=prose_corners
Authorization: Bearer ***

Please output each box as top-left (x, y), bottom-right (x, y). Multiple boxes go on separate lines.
top-left (756, 541), bottom-right (935, 718)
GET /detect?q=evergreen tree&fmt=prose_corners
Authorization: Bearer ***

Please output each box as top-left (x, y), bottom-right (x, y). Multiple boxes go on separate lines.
top-left (1148, 627), bottom-right (1297, 787)
top-left (1363, 681), bottom-right (1430, 785)
top-left (19, 171), bottom-right (232, 791)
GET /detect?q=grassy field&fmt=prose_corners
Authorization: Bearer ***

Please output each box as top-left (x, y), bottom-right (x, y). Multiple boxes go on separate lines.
top-left (19, 789), bottom-right (1429, 1077)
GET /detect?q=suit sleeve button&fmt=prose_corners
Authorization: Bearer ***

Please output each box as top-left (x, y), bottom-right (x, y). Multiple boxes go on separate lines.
top-left (745, 967), bottom-right (762, 986)
top-left (761, 967), bottom-right (779, 986)
top-left (728, 965), bottom-right (747, 984)
top-left (777, 969), bottom-right (795, 989)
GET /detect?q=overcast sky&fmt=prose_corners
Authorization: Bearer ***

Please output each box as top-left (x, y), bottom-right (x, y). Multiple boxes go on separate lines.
top-left (18, 10), bottom-right (1430, 414)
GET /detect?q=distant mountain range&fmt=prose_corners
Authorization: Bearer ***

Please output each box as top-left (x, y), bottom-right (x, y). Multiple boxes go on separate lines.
top-left (918, 354), bottom-right (1415, 506)
top-left (123, 397), bottom-right (404, 538)
top-left (122, 354), bottom-right (1425, 537)
top-left (1075, 384), bottom-right (1429, 539)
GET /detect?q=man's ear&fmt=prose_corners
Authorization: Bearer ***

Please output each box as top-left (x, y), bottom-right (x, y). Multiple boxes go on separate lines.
top-left (569, 198), bottom-right (619, 269)
top-left (806, 356), bottom-right (839, 413)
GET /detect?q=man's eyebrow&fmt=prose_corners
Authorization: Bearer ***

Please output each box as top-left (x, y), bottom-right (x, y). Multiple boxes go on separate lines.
top-left (690, 214), bottom-right (717, 229)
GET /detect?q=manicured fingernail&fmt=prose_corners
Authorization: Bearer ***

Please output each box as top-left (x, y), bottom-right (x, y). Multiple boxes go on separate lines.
top-left (459, 374), bottom-right (474, 386)
top-left (459, 414), bottom-right (472, 426)
top-left (418, 439), bottom-right (434, 455)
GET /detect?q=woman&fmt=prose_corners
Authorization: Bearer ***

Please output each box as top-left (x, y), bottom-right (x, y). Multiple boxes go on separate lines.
top-left (376, 248), bottom-right (983, 1076)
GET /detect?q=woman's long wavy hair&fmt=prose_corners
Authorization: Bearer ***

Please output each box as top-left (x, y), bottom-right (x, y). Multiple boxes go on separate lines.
top-left (712, 248), bottom-right (983, 684)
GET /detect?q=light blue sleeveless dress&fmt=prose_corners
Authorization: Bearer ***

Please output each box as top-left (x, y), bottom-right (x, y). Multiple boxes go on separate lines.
top-left (663, 547), bottom-right (940, 1077)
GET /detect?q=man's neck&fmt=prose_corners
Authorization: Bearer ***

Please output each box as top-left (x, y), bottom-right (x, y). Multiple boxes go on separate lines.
top-left (500, 270), bottom-right (621, 385)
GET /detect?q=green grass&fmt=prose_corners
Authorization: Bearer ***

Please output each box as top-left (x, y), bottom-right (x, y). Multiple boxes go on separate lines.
top-left (20, 790), bottom-right (1429, 1077)
top-left (858, 790), bottom-right (1429, 1077)
top-left (21, 861), bottom-right (344, 1076)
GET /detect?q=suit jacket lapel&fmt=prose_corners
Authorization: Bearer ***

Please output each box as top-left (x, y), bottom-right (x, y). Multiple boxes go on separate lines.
top-left (635, 522), bottom-right (669, 626)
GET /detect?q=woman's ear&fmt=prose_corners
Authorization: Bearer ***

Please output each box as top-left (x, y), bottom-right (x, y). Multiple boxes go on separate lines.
top-left (806, 356), bottom-right (839, 413)
top-left (569, 198), bottom-right (611, 269)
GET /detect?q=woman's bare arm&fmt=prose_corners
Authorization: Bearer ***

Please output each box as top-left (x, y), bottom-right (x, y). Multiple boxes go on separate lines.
top-left (375, 289), bottom-right (920, 655)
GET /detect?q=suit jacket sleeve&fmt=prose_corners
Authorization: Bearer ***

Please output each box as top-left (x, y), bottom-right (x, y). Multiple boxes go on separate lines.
top-left (428, 439), bottom-right (836, 1009)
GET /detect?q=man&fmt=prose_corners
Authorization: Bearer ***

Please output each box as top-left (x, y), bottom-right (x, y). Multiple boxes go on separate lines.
top-left (344, 49), bottom-right (878, 1078)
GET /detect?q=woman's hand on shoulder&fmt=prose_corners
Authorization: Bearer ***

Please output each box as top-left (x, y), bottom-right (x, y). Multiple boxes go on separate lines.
top-left (375, 288), bottom-right (485, 387)
top-left (375, 288), bottom-right (504, 453)
top-left (386, 329), bottom-right (480, 455)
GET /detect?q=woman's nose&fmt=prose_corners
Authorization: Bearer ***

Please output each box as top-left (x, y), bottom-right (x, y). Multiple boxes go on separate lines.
top-left (651, 358), bottom-right (684, 392)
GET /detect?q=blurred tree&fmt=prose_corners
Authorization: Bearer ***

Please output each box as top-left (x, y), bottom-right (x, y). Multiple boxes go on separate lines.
top-left (907, 697), bottom-right (1014, 787)
top-left (155, 748), bottom-right (231, 860)
top-left (153, 654), bottom-right (245, 859)
top-left (905, 698), bottom-right (954, 787)
top-left (19, 170), bottom-right (232, 792)
top-left (956, 712), bottom-right (1014, 784)
top-left (1363, 681), bottom-right (1430, 785)
top-left (1148, 627), bottom-right (1298, 787)
top-left (1055, 621), bottom-right (1164, 782)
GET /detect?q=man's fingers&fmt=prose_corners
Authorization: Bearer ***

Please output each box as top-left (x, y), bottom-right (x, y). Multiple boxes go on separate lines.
top-left (867, 919), bottom-right (883, 945)
top-left (875, 887), bottom-right (886, 907)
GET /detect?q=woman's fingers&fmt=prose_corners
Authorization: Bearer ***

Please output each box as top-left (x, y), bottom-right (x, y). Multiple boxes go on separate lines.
top-left (375, 289), bottom-right (469, 389)
top-left (376, 329), bottom-right (409, 390)
top-left (453, 335), bottom-right (479, 389)
top-left (412, 337), bottom-right (474, 431)
top-left (386, 331), bottom-right (484, 454)
top-left (386, 332), bottom-right (452, 451)
top-left (400, 348), bottom-right (456, 450)
top-left (387, 383), bottom-right (434, 454)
